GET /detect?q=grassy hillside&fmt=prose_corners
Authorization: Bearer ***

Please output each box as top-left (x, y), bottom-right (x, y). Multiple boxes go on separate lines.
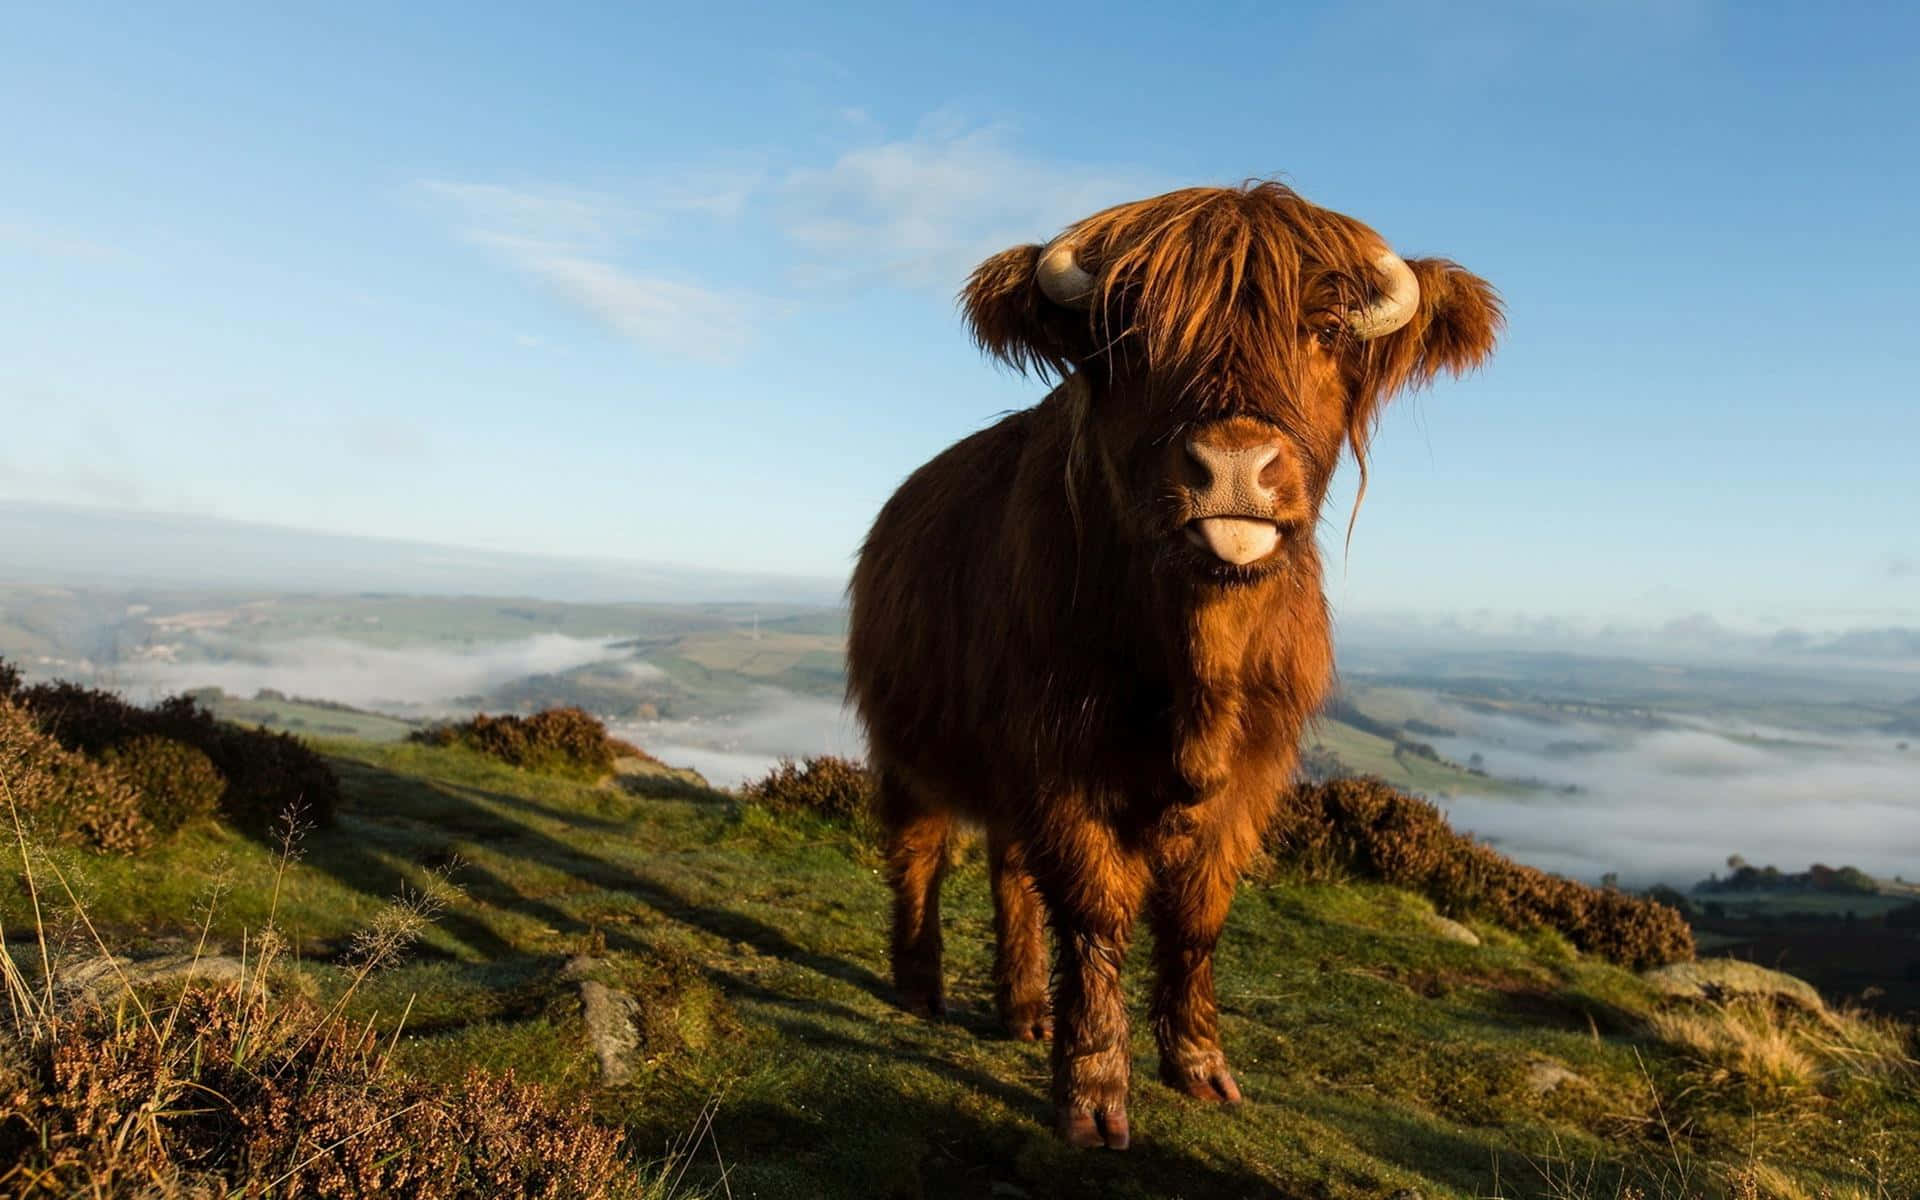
top-left (5, 737), bottom-right (1915, 1198)
top-left (198, 690), bottom-right (422, 741)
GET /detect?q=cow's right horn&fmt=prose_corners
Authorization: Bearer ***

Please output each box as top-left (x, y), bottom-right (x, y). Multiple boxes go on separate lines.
top-left (1035, 238), bottom-right (1096, 309)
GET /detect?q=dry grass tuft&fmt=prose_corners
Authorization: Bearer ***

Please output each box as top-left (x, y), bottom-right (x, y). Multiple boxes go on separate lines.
top-left (1646, 995), bottom-right (1916, 1104)
top-left (1646, 1000), bottom-right (1820, 1093)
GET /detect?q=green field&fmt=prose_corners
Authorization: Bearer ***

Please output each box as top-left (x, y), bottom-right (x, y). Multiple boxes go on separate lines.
top-left (199, 691), bottom-right (422, 741)
top-left (7, 735), bottom-right (1913, 1198)
top-left (1307, 714), bottom-right (1538, 798)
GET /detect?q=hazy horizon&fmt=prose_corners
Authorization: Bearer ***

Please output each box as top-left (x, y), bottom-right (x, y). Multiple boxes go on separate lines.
top-left (6, 501), bottom-right (1918, 671)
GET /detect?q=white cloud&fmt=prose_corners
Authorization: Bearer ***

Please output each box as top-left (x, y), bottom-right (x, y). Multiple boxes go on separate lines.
top-left (421, 179), bottom-right (753, 362)
top-left (777, 120), bottom-right (1163, 289)
top-left (423, 119), bottom-right (1158, 349)
top-left (507, 251), bottom-right (750, 363)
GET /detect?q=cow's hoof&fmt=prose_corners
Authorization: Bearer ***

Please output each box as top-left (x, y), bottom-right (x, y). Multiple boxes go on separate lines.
top-left (1000, 1001), bottom-right (1052, 1042)
top-left (898, 988), bottom-right (945, 1019)
top-left (1057, 1104), bottom-right (1130, 1150)
top-left (1166, 1064), bottom-right (1243, 1105)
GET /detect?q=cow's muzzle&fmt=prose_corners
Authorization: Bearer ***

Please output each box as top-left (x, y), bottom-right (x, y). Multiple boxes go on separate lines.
top-left (1180, 436), bottom-right (1290, 567)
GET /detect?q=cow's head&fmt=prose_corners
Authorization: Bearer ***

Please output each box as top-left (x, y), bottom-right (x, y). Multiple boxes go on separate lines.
top-left (962, 182), bottom-right (1502, 582)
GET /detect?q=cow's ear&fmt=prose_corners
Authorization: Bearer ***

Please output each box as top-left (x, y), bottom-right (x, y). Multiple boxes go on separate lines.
top-left (960, 244), bottom-right (1087, 379)
top-left (1342, 258), bottom-right (1503, 509)
top-left (1347, 258), bottom-right (1502, 449)
top-left (1372, 258), bottom-right (1503, 392)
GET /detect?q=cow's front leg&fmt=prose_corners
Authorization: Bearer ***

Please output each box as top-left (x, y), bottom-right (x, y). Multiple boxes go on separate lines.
top-left (1147, 819), bottom-right (1256, 1105)
top-left (1038, 821), bottom-right (1148, 1150)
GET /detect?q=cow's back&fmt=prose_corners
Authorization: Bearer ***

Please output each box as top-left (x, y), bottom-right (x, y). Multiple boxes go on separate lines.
top-left (847, 404), bottom-right (1046, 801)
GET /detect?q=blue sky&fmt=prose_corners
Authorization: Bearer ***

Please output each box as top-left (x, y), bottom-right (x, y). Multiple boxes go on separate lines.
top-left (2, 0), bottom-right (1914, 631)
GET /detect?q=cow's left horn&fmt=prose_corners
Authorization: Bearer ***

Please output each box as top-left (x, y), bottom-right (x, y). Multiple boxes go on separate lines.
top-left (1348, 250), bottom-right (1420, 340)
top-left (1035, 238), bottom-right (1096, 309)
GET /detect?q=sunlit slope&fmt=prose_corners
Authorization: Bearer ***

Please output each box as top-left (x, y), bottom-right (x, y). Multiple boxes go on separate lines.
top-left (7, 736), bottom-right (1911, 1199)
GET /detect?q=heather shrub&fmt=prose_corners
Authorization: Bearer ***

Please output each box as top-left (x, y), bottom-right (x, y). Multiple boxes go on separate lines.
top-left (739, 755), bottom-right (875, 824)
top-left (98, 735), bottom-right (225, 835)
top-left (1271, 776), bottom-right (1694, 969)
top-left (0, 982), bottom-right (639, 1199)
top-left (0, 698), bottom-right (153, 854)
top-left (0, 669), bottom-right (339, 835)
top-left (409, 706), bottom-right (631, 779)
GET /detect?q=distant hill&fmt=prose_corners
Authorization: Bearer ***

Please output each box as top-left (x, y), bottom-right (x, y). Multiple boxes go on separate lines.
top-left (0, 501), bottom-right (843, 606)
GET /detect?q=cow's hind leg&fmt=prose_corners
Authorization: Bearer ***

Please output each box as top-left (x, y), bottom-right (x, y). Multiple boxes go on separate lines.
top-left (989, 831), bottom-right (1050, 1041)
top-left (878, 769), bottom-right (951, 1018)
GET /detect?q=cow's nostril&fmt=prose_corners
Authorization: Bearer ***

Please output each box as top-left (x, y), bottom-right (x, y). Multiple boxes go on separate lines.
top-left (1185, 439), bottom-right (1283, 503)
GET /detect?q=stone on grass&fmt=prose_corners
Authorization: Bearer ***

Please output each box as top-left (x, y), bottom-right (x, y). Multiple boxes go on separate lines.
top-left (1423, 913), bottom-right (1481, 947)
top-left (1641, 958), bottom-right (1823, 1012)
top-left (562, 955), bottom-right (642, 1084)
top-left (1523, 1057), bottom-right (1583, 1097)
top-left (55, 953), bottom-right (249, 1002)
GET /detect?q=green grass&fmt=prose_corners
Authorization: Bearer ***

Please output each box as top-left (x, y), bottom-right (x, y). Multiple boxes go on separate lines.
top-left (6, 736), bottom-right (1915, 1199)
top-left (200, 692), bottom-right (421, 741)
top-left (1310, 715), bottom-right (1538, 799)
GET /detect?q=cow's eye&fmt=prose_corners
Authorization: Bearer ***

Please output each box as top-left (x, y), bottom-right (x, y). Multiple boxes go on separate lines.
top-left (1307, 318), bottom-right (1342, 349)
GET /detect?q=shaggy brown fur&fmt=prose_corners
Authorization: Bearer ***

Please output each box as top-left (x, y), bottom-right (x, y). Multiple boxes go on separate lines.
top-left (847, 181), bottom-right (1501, 1149)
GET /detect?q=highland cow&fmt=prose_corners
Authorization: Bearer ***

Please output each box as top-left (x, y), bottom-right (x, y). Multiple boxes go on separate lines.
top-left (846, 181), bottom-right (1502, 1148)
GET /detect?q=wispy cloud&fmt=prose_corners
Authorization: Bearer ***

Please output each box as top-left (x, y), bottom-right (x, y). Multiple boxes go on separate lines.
top-left (424, 119), bottom-right (1158, 351)
top-left (421, 178), bottom-right (753, 362)
top-left (508, 250), bottom-right (750, 363)
top-left (777, 119), bottom-right (1162, 289)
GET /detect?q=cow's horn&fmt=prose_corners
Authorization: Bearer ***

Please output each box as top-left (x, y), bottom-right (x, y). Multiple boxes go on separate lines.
top-left (1035, 238), bottom-right (1096, 309)
top-left (1348, 250), bottom-right (1420, 340)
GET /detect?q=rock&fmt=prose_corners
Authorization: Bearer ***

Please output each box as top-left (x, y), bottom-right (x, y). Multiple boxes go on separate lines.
top-left (1641, 959), bottom-right (1823, 1012)
top-left (1522, 1058), bottom-right (1582, 1097)
top-left (1424, 913), bottom-right (1480, 947)
top-left (55, 953), bottom-right (249, 1001)
top-left (563, 955), bottom-right (643, 1084)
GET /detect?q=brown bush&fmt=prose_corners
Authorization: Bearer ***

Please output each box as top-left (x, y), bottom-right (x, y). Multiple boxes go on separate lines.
top-left (1271, 776), bottom-right (1694, 970)
top-left (0, 983), bottom-right (636, 1198)
top-left (0, 666), bottom-right (339, 835)
top-left (0, 698), bottom-right (153, 854)
top-left (409, 707), bottom-right (631, 780)
top-left (98, 735), bottom-right (225, 835)
top-left (739, 756), bottom-right (875, 824)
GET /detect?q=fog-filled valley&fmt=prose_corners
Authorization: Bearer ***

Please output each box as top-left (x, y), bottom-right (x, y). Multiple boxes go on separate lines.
top-left (8, 581), bottom-right (1915, 891)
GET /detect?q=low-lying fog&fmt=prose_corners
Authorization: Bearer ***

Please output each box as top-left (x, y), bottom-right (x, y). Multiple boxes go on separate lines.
top-left (1420, 704), bottom-right (1919, 888)
top-left (610, 689), bottom-right (865, 790)
top-left (109, 635), bottom-right (1919, 889)
top-left (116, 634), bottom-right (632, 711)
